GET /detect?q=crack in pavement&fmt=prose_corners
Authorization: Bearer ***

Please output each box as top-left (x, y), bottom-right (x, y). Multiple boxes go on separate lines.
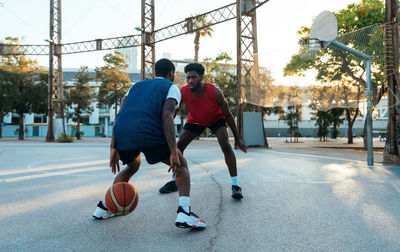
top-left (190, 160), bottom-right (223, 251)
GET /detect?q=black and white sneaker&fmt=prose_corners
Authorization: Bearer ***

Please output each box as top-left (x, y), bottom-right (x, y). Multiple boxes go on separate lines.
top-left (92, 201), bottom-right (115, 220)
top-left (232, 185), bottom-right (243, 199)
top-left (175, 206), bottom-right (206, 229)
top-left (159, 181), bottom-right (178, 194)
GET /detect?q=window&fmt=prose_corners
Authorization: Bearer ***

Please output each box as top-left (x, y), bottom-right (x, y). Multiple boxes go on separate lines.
top-left (81, 117), bottom-right (90, 125)
top-left (34, 115), bottom-right (47, 123)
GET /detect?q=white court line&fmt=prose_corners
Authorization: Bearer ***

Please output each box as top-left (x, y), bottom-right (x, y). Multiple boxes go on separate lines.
top-left (264, 150), bottom-right (383, 166)
top-left (306, 181), bottom-right (335, 184)
top-left (4, 166), bottom-right (108, 182)
top-left (0, 160), bottom-right (108, 176)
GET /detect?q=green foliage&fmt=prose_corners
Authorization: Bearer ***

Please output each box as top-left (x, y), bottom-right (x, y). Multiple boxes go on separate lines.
top-left (311, 105), bottom-right (330, 141)
top-left (56, 132), bottom-right (74, 143)
top-left (310, 105), bottom-right (346, 141)
top-left (65, 66), bottom-right (95, 140)
top-left (186, 14), bottom-right (214, 62)
top-left (0, 37), bottom-right (47, 140)
top-left (284, 105), bottom-right (302, 143)
top-left (203, 52), bottom-right (237, 115)
top-left (0, 68), bottom-right (18, 138)
top-left (13, 127), bottom-right (28, 136)
top-left (329, 108), bottom-right (345, 138)
top-left (96, 51), bottom-right (131, 118)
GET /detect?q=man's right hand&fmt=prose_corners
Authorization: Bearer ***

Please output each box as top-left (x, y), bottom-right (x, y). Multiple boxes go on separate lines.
top-left (110, 147), bottom-right (120, 174)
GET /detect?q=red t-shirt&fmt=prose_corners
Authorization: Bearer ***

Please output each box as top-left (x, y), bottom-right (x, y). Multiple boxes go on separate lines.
top-left (181, 82), bottom-right (225, 126)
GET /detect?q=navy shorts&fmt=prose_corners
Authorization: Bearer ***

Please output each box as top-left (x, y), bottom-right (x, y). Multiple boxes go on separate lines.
top-left (117, 144), bottom-right (170, 165)
top-left (183, 119), bottom-right (227, 135)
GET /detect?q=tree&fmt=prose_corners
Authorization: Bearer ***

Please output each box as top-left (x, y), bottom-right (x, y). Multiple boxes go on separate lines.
top-left (96, 51), bottom-right (131, 119)
top-left (203, 52), bottom-right (237, 115)
top-left (284, 0), bottom-right (385, 145)
top-left (284, 104), bottom-right (302, 143)
top-left (0, 69), bottom-right (18, 138)
top-left (329, 108), bottom-right (345, 138)
top-left (0, 37), bottom-right (47, 140)
top-left (64, 66), bottom-right (94, 140)
top-left (186, 14), bottom-right (214, 62)
top-left (311, 105), bottom-right (330, 142)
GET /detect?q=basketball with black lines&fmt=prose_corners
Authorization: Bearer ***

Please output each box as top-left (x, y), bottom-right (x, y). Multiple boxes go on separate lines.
top-left (105, 182), bottom-right (139, 216)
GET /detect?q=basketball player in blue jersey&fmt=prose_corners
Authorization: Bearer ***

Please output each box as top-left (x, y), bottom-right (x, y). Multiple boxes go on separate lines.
top-left (92, 58), bottom-right (206, 229)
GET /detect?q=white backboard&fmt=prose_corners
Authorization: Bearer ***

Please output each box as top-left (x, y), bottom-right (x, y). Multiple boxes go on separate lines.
top-left (310, 11), bottom-right (338, 43)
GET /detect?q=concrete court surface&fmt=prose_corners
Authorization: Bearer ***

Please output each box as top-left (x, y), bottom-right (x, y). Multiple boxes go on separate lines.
top-left (1, 137), bottom-right (400, 251)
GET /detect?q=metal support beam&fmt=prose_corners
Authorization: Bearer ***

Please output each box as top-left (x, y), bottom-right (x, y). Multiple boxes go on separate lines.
top-left (53, 0), bottom-right (64, 132)
top-left (0, 1), bottom-right (269, 57)
top-left (141, 0), bottom-right (155, 79)
top-left (236, 0), bottom-right (266, 136)
top-left (46, 0), bottom-right (63, 141)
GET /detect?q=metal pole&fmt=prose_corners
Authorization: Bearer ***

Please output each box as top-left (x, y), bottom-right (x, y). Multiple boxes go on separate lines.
top-left (330, 40), bottom-right (374, 165)
top-left (140, 0), bottom-right (145, 80)
top-left (236, 0), bottom-right (243, 135)
top-left (365, 59), bottom-right (374, 166)
top-left (46, 0), bottom-right (55, 142)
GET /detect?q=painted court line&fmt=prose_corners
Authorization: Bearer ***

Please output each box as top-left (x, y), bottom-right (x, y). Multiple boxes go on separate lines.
top-left (0, 160), bottom-right (108, 176)
top-left (264, 150), bottom-right (381, 166)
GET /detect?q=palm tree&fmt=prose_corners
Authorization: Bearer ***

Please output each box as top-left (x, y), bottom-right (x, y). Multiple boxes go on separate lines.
top-left (186, 15), bottom-right (214, 62)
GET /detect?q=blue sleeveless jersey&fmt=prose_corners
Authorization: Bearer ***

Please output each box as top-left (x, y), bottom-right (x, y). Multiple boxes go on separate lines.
top-left (114, 78), bottom-right (173, 151)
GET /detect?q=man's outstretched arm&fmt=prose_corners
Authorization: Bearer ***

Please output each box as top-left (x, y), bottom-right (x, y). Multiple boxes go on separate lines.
top-left (215, 87), bottom-right (247, 153)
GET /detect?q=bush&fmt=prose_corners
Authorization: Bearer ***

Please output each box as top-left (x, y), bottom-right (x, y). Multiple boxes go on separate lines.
top-left (57, 132), bottom-right (74, 143)
top-left (14, 127), bottom-right (29, 136)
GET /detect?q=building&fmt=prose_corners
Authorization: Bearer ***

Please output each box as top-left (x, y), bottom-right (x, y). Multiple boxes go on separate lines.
top-left (117, 47), bottom-right (139, 73)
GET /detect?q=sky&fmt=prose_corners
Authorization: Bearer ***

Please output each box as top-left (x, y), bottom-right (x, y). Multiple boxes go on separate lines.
top-left (0, 0), bottom-right (361, 86)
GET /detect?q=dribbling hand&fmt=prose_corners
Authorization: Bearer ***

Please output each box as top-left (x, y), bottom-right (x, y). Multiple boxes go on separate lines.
top-left (110, 147), bottom-right (121, 174)
top-left (168, 151), bottom-right (181, 177)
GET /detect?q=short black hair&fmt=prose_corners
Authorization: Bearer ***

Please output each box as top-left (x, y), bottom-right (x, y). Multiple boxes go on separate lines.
top-left (155, 58), bottom-right (175, 77)
top-left (184, 63), bottom-right (205, 76)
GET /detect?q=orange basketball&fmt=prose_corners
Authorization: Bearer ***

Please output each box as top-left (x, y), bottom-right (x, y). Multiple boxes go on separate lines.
top-left (105, 182), bottom-right (139, 216)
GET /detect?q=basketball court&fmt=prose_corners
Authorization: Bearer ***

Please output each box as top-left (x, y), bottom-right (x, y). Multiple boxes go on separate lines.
top-left (1, 138), bottom-right (400, 251)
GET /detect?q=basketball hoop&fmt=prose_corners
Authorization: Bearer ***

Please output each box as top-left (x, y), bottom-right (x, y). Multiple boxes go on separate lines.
top-left (300, 11), bottom-right (338, 52)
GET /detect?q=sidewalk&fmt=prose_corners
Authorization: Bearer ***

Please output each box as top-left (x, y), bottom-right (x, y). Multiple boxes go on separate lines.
top-left (266, 137), bottom-right (385, 150)
top-left (0, 136), bottom-right (386, 150)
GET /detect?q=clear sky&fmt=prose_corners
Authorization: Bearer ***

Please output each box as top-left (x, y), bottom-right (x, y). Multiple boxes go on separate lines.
top-left (0, 0), bottom-right (361, 85)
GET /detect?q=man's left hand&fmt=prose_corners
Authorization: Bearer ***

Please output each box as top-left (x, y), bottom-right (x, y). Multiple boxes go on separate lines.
top-left (235, 139), bottom-right (248, 153)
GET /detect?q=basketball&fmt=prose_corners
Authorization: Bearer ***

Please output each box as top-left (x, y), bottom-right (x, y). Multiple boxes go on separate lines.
top-left (105, 182), bottom-right (139, 216)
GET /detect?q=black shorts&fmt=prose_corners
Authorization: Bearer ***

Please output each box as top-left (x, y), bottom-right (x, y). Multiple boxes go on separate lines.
top-left (117, 144), bottom-right (170, 165)
top-left (183, 119), bottom-right (227, 135)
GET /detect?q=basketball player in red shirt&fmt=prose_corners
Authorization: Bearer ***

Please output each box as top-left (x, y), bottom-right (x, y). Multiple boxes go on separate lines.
top-left (159, 63), bottom-right (247, 199)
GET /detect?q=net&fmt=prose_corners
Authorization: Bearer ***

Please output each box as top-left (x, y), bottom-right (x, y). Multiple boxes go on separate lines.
top-left (242, 23), bottom-right (387, 112)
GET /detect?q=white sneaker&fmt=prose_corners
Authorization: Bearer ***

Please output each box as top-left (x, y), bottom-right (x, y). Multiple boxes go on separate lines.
top-left (175, 206), bottom-right (206, 229)
top-left (92, 201), bottom-right (115, 220)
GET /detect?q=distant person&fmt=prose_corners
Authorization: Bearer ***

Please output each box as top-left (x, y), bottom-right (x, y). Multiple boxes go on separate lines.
top-left (159, 63), bottom-right (247, 199)
top-left (92, 58), bottom-right (206, 229)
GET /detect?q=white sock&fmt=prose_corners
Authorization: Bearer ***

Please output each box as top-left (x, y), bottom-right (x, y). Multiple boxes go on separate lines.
top-left (231, 176), bottom-right (239, 187)
top-left (171, 175), bottom-right (175, 182)
top-left (102, 200), bottom-right (108, 209)
top-left (179, 196), bottom-right (190, 213)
